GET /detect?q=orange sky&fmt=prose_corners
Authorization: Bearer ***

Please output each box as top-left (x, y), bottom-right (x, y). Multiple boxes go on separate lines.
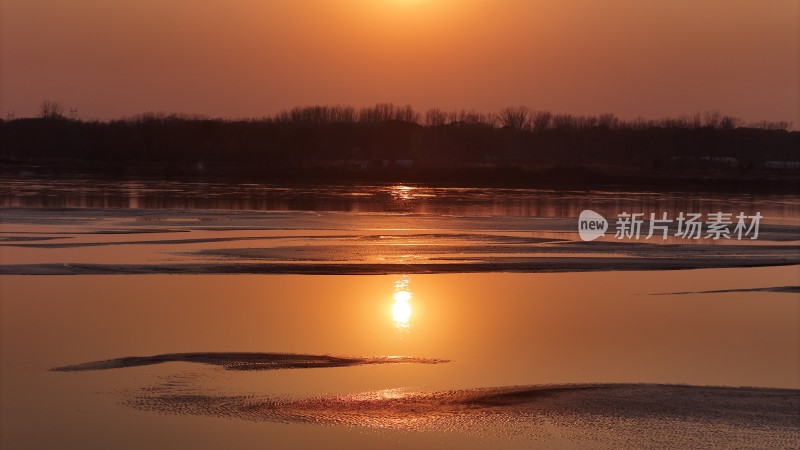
top-left (1, 0), bottom-right (797, 124)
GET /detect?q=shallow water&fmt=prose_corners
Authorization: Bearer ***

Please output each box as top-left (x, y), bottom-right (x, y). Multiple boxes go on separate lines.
top-left (1, 208), bottom-right (798, 274)
top-left (1, 179), bottom-right (799, 449)
top-left (2, 269), bottom-right (799, 449)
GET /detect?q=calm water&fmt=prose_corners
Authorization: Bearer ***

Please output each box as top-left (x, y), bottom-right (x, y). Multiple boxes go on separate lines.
top-left (1, 178), bottom-right (798, 449)
top-left (2, 177), bottom-right (799, 222)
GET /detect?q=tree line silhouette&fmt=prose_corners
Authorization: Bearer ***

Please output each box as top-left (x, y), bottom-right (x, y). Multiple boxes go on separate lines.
top-left (1, 102), bottom-right (797, 186)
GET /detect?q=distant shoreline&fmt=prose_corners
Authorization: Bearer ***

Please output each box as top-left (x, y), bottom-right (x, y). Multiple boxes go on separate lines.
top-left (5, 261), bottom-right (799, 276)
top-left (2, 164), bottom-right (799, 194)
top-left (2, 106), bottom-right (798, 193)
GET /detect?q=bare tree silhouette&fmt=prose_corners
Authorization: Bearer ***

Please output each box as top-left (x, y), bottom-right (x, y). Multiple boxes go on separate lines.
top-left (39, 100), bottom-right (64, 119)
top-left (498, 106), bottom-right (530, 130)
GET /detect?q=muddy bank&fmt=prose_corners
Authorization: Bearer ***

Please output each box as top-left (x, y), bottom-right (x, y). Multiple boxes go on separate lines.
top-left (53, 352), bottom-right (448, 372)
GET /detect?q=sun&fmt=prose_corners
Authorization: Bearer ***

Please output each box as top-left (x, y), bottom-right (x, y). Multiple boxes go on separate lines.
top-left (385, 0), bottom-right (430, 6)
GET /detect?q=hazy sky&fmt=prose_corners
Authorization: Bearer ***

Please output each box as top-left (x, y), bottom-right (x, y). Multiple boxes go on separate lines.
top-left (2, 0), bottom-right (797, 124)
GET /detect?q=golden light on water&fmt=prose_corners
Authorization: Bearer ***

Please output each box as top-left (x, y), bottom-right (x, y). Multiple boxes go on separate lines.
top-left (393, 291), bottom-right (411, 302)
top-left (390, 185), bottom-right (416, 203)
top-left (388, 185), bottom-right (436, 210)
top-left (392, 276), bottom-right (412, 329)
top-left (392, 295), bottom-right (412, 326)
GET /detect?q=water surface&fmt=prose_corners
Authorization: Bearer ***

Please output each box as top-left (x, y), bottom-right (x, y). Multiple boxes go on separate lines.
top-left (1, 179), bottom-right (798, 449)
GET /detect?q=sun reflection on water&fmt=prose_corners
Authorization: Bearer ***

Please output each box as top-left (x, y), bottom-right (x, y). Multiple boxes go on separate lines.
top-left (390, 185), bottom-right (415, 202)
top-left (392, 276), bottom-right (412, 330)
